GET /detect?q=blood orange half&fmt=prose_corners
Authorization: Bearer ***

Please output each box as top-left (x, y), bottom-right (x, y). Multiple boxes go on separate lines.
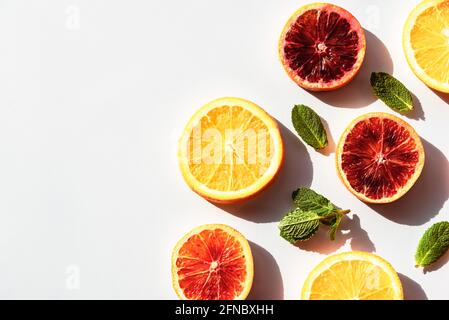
top-left (171, 224), bottom-right (253, 300)
top-left (279, 3), bottom-right (366, 91)
top-left (336, 113), bottom-right (425, 204)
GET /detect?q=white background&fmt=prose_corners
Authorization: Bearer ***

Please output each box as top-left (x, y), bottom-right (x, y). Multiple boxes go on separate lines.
top-left (0, 0), bottom-right (448, 300)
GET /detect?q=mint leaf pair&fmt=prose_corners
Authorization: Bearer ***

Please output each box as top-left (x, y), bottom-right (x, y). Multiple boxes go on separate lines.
top-left (279, 188), bottom-right (350, 244)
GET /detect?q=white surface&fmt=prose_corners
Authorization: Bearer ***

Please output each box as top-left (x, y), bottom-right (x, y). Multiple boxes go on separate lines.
top-left (0, 0), bottom-right (448, 300)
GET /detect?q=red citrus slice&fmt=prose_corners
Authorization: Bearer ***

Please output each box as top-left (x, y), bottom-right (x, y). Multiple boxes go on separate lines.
top-left (171, 224), bottom-right (253, 300)
top-left (279, 3), bottom-right (366, 91)
top-left (336, 113), bottom-right (425, 204)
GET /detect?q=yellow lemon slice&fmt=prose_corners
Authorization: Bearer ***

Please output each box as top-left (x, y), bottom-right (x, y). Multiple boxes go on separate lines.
top-left (301, 251), bottom-right (404, 300)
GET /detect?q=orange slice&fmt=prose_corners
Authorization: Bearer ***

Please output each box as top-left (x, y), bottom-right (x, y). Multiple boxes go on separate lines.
top-left (403, 0), bottom-right (449, 92)
top-left (336, 112), bottom-right (425, 204)
top-left (301, 251), bottom-right (403, 300)
top-left (178, 97), bottom-right (284, 203)
top-left (279, 3), bottom-right (366, 91)
top-left (171, 224), bottom-right (254, 300)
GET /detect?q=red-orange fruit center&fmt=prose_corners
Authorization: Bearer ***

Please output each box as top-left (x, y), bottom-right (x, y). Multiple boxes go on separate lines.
top-left (283, 8), bottom-right (360, 83)
top-left (176, 228), bottom-right (247, 300)
top-left (341, 117), bottom-right (420, 200)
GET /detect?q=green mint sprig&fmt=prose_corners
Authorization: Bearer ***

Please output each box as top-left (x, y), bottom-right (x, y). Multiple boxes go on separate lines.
top-left (291, 104), bottom-right (328, 150)
top-left (278, 187), bottom-right (350, 244)
top-left (370, 72), bottom-right (413, 113)
top-left (415, 221), bottom-right (449, 268)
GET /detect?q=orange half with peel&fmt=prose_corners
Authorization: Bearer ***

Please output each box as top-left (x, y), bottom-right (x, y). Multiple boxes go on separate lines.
top-left (178, 97), bottom-right (283, 203)
top-left (279, 3), bottom-right (366, 91)
top-left (172, 224), bottom-right (254, 300)
top-left (336, 112), bottom-right (425, 204)
top-left (403, 0), bottom-right (449, 93)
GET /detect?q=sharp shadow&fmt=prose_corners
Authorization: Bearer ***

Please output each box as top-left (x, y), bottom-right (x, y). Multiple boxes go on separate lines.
top-left (432, 89), bottom-right (449, 105)
top-left (399, 273), bottom-right (428, 300)
top-left (423, 247), bottom-right (449, 273)
top-left (311, 30), bottom-right (393, 108)
top-left (214, 123), bottom-right (313, 223)
top-left (406, 92), bottom-right (425, 121)
top-left (369, 139), bottom-right (449, 226)
top-left (295, 214), bottom-right (375, 254)
top-left (247, 241), bottom-right (284, 300)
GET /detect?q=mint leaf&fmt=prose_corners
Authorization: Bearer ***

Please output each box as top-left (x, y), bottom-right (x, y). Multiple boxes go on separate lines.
top-left (415, 221), bottom-right (449, 267)
top-left (292, 187), bottom-right (337, 216)
top-left (279, 209), bottom-right (321, 243)
top-left (370, 72), bottom-right (413, 113)
top-left (291, 104), bottom-right (328, 150)
top-left (280, 188), bottom-right (351, 243)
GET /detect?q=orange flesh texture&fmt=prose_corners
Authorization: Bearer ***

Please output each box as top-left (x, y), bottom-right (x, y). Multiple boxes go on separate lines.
top-left (410, 1), bottom-right (449, 85)
top-left (308, 259), bottom-right (400, 300)
top-left (187, 105), bottom-right (274, 192)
